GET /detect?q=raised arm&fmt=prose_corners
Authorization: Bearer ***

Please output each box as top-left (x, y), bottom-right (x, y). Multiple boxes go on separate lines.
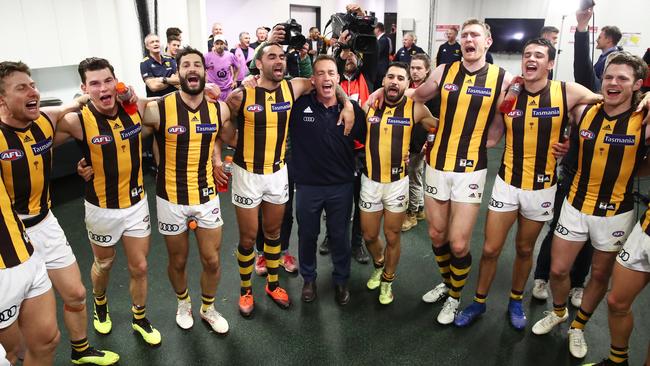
top-left (565, 81), bottom-right (602, 110)
top-left (41, 94), bottom-right (90, 128)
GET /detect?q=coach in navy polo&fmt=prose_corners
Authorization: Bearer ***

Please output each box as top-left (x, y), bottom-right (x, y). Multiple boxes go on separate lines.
top-left (290, 55), bottom-right (366, 305)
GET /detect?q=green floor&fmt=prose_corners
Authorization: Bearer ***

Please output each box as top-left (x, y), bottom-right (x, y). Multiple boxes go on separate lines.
top-left (48, 146), bottom-right (650, 365)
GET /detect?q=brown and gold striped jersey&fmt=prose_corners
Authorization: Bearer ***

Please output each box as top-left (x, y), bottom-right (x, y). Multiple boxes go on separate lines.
top-left (155, 92), bottom-right (222, 205)
top-left (234, 80), bottom-right (294, 174)
top-left (431, 61), bottom-right (506, 172)
top-left (499, 80), bottom-right (569, 190)
top-left (78, 103), bottom-right (144, 208)
top-left (568, 104), bottom-right (646, 216)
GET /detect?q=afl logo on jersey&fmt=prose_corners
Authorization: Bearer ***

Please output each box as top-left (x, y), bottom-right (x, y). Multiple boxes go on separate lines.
top-left (91, 135), bottom-right (113, 145)
top-left (368, 116), bottom-right (381, 124)
top-left (507, 109), bottom-right (524, 118)
top-left (579, 129), bottom-right (595, 140)
top-left (443, 83), bottom-right (459, 92)
top-left (0, 149), bottom-right (24, 161)
top-left (168, 126), bottom-right (187, 135)
top-left (247, 104), bottom-right (264, 113)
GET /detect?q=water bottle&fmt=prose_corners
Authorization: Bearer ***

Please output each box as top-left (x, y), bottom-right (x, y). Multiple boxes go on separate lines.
top-left (188, 217), bottom-right (198, 230)
top-left (217, 156), bottom-right (233, 192)
top-left (499, 76), bottom-right (524, 114)
top-left (116, 82), bottom-right (138, 115)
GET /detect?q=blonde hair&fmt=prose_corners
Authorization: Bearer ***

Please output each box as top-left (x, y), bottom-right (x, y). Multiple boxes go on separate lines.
top-left (461, 19), bottom-right (491, 38)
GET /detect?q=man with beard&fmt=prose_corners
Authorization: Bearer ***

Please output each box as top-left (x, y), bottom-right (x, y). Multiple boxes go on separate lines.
top-left (205, 35), bottom-right (239, 101)
top-left (55, 57), bottom-right (161, 346)
top-left (361, 62), bottom-right (438, 305)
top-left (401, 54), bottom-right (432, 232)
top-left (453, 38), bottom-right (601, 330)
top-left (225, 25), bottom-right (355, 316)
top-left (530, 51), bottom-right (650, 359)
top-left (142, 47), bottom-right (235, 335)
top-left (0, 61), bottom-right (119, 364)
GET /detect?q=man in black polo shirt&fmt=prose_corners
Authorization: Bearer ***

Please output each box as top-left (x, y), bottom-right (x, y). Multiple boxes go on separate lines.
top-left (394, 33), bottom-right (426, 64)
top-left (290, 55), bottom-right (366, 306)
top-left (140, 34), bottom-right (179, 97)
top-left (435, 27), bottom-right (461, 66)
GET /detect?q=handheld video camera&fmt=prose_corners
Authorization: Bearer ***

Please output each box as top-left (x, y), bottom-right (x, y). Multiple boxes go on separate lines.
top-left (329, 11), bottom-right (377, 54)
top-left (277, 19), bottom-right (307, 49)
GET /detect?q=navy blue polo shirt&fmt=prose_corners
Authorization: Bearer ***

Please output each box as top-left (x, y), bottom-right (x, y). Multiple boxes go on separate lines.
top-left (395, 46), bottom-right (426, 64)
top-left (289, 93), bottom-right (366, 186)
top-left (140, 54), bottom-right (178, 97)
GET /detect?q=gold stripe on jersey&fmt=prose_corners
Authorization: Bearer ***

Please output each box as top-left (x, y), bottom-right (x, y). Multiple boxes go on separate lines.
top-left (155, 92), bottom-right (221, 205)
top-left (365, 96), bottom-right (414, 183)
top-left (78, 103), bottom-right (144, 209)
top-left (499, 80), bottom-right (569, 190)
top-left (431, 61), bottom-right (505, 172)
top-left (234, 79), bottom-right (294, 174)
top-left (568, 104), bottom-right (646, 216)
top-left (0, 113), bottom-right (53, 215)
top-left (0, 177), bottom-right (33, 269)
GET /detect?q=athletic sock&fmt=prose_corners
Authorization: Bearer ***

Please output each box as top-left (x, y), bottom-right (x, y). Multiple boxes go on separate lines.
top-left (553, 302), bottom-right (567, 318)
top-left (201, 294), bottom-right (215, 312)
top-left (474, 293), bottom-right (487, 304)
top-left (132, 304), bottom-right (146, 320)
top-left (608, 345), bottom-right (629, 364)
top-left (237, 244), bottom-right (254, 293)
top-left (264, 237), bottom-right (282, 291)
top-left (570, 307), bottom-right (593, 330)
top-left (449, 253), bottom-right (472, 300)
top-left (432, 242), bottom-right (452, 287)
top-left (176, 288), bottom-right (190, 302)
top-left (510, 289), bottom-right (524, 302)
top-left (381, 271), bottom-right (395, 283)
top-left (70, 338), bottom-right (89, 353)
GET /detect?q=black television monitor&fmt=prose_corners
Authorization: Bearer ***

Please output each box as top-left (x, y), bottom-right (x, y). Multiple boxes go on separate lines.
top-left (484, 18), bottom-right (546, 54)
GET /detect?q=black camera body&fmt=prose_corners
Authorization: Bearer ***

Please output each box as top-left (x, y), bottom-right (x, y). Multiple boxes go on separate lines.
top-left (330, 11), bottom-right (377, 53)
top-left (277, 19), bottom-right (307, 49)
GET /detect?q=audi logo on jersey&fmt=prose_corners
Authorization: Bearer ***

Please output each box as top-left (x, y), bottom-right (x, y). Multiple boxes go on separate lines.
top-left (88, 231), bottom-right (112, 243)
top-left (0, 305), bottom-right (18, 322)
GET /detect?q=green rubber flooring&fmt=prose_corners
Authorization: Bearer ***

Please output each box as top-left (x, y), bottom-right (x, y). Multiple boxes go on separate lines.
top-left (47, 146), bottom-right (649, 365)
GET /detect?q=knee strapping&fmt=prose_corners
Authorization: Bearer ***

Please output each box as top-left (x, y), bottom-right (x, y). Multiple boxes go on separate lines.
top-left (92, 253), bottom-right (115, 277)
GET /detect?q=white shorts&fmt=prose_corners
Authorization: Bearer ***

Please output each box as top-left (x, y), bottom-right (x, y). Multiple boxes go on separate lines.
top-left (156, 196), bottom-right (223, 235)
top-left (555, 198), bottom-right (635, 252)
top-left (0, 344), bottom-right (8, 366)
top-left (424, 165), bottom-right (487, 204)
top-left (359, 175), bottom-right (409, 213)
top-left (488, 176), bottom-right (556, 222)
top-left (84, 198), bottom-right (151, 247)
top-left (616, 222), bottom-right (650, 273)
top-left (0, 253), bottom-right (51, 329)
top-left (24, 211), bottom-right (76, 270)
top-left (231, 164), bottom-right (289, 208)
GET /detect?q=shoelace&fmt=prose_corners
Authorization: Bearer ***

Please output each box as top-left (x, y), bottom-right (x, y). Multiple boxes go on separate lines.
top-left (442, 299), bottom-right (457, 313)
top-left (540, 311), bottom-right (561, 326)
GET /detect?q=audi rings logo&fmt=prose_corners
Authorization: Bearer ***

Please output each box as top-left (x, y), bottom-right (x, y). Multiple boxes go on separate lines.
top-left (489, 199), bottom-right (504, 208)
top-left (618, 249), bottom-right (630, 262)
top-left (359, 200), bottom-right (372, 209)
top-left (233, 194), bottom-right (253, 206)
top-left (0, 305), bottom-right (17, 322)
top-left (159, 222), bottom-right (180, 232)
top-left (88, 231), bottom-right (112, 243)
top-left (555, 223), bottom-right (569, 236)
top-left (425, 185), bottom-right (437, 194)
